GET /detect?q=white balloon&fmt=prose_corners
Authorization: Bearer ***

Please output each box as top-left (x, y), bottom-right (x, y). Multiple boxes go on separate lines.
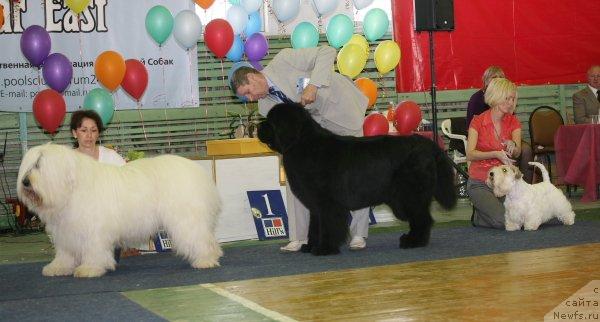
top-left (272, 0), bottom-right (300, 23)
top-left (241, 0), bottom-right (262, 13)
top-left (226, 5), bottom-right (249, 35)
top-left (351, 0), bottom-right (373, 10)
top-left (173, 10), bottom-right (203, 49)
top-left (311, 0), bottom-right (338, 17)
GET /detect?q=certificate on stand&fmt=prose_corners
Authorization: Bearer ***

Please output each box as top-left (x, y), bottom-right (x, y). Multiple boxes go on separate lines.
top-left (247, 190), bottom-right (289, 240)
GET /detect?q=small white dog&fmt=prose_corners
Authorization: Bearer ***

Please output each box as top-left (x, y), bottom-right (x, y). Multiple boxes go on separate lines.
top-left (486, 162), bottom-right (575, 231)
top-left (17, 144), bottom-right (222, 278)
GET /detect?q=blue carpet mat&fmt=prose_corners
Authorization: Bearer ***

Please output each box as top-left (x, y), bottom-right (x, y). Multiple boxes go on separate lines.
top-left (1, 221), bottom-right (599, 320)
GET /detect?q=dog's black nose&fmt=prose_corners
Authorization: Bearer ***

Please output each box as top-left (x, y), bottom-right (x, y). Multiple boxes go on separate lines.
top-left (489, 172), bottom-right (494, 177)
top-left (22, 177), bottom-right (30, 187)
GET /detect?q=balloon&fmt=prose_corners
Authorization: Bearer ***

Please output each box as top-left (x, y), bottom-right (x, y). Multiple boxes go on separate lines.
top-left (94, 50), bottom-right (126, 92)
top-left (228, 61), bottom-right (253, 102)
top-left (352, 0), bottom-right (373, 10)
top-left (374, 40), bottom-right (400, 74)
top-left (32, 89), bottom-right (66, 134)
top-left (241, 0), bottom-right (262, 13)
top-left (83, 88), bottom-right (115, 126)
top-left (394, 101), bottom-right (422, 135)
top-left (227, 5), bottom-right (248, 35)
top-left (363, 113), bottom-right (389, 136)
top-left (65, 0), bottom-right (90, 14)
top-left (42, 53), bottom-right (73, 93)
top-left (291, 22), bottom-right (319, 49)
top-left (194, 0), bottom-right (216, 10)
top-left (311, 0), bottom-right (338, 17)
top-left (326, 14), bottom-right (354, 49)
top-left (354, 77), bottom-right (377, 108)
top-left (204, 19), bottom-right (234, 58)
top-left (363, 8), bottom-right (389, 42)
top-left (20, 25), bottom-right (51, 67)
top-left (173, 10), bottom-right (203, 49)
top-left (347, 34), bottom-right (369, 57)
top-left (145, 5), bottom-right (174, 46)
top-left (121, 59), bottom-right (148, 101)
top-left (244, 32), bottom-right (268, 62)
top-left (0, 5), bottom-right (4, 29)
top-left (273, 0), bottom-right (300, 23)
top-left (249, 60), bottom-right (263, 70)
top-left (244, 11), bottom-right (262, 38)
top-left (226, 35), bottom-right (244, 62)
top-left (336, 44), bottom-right (367, 79)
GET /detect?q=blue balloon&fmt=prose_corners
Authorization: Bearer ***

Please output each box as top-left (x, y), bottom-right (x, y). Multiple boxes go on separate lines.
top-left (228, 61), bottom-right (253, 102)
top-left (226, 35), bottom-right (244, 62)
top-left (244, 11), bottom-right (262, 38)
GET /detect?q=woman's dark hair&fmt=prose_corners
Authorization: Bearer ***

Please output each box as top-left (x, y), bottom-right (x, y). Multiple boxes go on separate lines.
top-left (70, 110), bottom-right (105, 148)
top-left (70, 110), bottom-right (105, 132)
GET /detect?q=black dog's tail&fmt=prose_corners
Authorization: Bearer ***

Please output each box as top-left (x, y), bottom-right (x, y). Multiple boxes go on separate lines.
top-left (434, 148), bottom-right (458, 209)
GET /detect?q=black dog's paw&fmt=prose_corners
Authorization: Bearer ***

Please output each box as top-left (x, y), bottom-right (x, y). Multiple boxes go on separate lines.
top-left (311, 244), bottom-right (340, 256)
top-left (399, 233), bottom-right (429, 249)
top-left (300, 244), bottom-right (312, 253)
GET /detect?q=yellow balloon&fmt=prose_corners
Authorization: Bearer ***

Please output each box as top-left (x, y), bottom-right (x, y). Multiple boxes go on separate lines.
top-left (347, 34), bottom-right (369, 57)
top-left (65, 0), bottom-right (90, 14)
top-left (337, 44), bottom-right (368, 79)
top-left (374, 40), bottom-right (401, 74)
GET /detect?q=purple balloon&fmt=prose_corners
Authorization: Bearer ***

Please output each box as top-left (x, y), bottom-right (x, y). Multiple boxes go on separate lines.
top-left (20, 25), bottom-right (51, 67)
top-left (42, 53), bottom-right (73, 93)
top-left (244, 33), bottom-right (268, 62)
top-left (249, 60), bottom-right (263, 71)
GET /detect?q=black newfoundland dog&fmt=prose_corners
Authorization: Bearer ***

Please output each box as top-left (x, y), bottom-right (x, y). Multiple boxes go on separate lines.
top-left (258, 103), bottom-right (457, 255)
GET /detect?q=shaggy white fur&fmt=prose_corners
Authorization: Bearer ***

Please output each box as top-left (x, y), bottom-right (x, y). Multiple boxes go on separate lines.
top-left (486, 162), bottom-right (575, 231)
top-left (17, 144), bottom-right (222, 278)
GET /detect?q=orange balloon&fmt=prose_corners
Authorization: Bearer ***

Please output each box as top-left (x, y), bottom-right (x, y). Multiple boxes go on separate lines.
top-left (0, 4), bottom-right (4, 29)
top-left (354, 77), bottom-right (378, 108)
top-left (95, 51), bottom-right (126, 92)
top-left (194, 0), bottom-right (215, 9)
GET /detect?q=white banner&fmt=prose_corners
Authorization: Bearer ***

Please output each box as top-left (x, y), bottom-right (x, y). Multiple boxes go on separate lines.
top-left (0, 0), bottom-right (199, 112)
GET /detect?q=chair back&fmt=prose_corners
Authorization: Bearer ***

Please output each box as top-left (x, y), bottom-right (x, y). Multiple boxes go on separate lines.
top-left (528, 106), bottom-right (564, 149)
top-left (441, 118), bottom-right (467, 155)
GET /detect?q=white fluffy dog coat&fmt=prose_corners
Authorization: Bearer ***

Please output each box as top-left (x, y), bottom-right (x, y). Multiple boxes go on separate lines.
top-left (17, 144), bottom-right (222, 278)
top-left (486, 162), bottom-right (575, 231)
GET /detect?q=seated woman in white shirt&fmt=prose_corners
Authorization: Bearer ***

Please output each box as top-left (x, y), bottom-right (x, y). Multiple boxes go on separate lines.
top-left (70, 110), bottom-right (125, 166)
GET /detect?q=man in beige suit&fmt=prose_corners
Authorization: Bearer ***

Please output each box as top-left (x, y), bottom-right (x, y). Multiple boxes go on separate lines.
top-left (231, 46), bottom-right (370, 252)
top-left (573, 65), bottom-right (600, 124)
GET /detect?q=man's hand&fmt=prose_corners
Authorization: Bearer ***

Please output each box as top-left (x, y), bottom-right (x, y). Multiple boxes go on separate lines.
top-left (300, 84), bottom-right (318, 106)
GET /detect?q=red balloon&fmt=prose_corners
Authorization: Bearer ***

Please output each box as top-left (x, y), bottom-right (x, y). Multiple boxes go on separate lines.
top-left (32, 89), bottom-right (66, 134)
top-left (394, 100), bottom-right (422, 135)
top-left (204, 19), bottom-right (234, 58)
top-left (122, 59), bottom-right (148, 101)
top-left (363, 113), bottom-right (389, 136)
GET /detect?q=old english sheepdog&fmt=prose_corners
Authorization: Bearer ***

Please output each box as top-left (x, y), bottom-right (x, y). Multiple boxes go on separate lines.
top-left (486, 162), bottom-right (575, 231)
top-left (17, 144), bottom-right (222, 278)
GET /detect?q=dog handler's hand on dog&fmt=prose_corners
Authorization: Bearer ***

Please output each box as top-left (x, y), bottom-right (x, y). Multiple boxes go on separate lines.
top-left (301, 84), bottom-right (318, 106)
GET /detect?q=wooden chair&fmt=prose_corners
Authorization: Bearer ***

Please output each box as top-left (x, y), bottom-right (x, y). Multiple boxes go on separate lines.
top-left (528, 106), bottom-right (563, 183)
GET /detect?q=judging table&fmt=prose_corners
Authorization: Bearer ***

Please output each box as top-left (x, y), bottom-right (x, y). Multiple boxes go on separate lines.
top-left (555, 124), bottom-right (600, 202)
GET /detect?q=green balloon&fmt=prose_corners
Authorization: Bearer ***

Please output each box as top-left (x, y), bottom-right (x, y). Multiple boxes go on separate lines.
top-left (291, 22), bottom-right (319, 49)
top-left (229, 0), bottom-right (241, 4)
top-left (83, 88), bottom-right (114, 126)
top-left (363, 8), bottom-right (389, 42)
top-left (145, 5), bottom-right (174, 46)
top-left (326, 14), bottom-right (354, 49)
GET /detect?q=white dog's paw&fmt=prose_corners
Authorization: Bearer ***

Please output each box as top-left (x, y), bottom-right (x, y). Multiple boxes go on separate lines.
top-left (191, 258), bottom-right (220, 269)
top-left (74, 265), bottom-right (107, 278)
top-left (42, 264), bottom-right (74, 276)
top-left (561, 213), bottom-right (576, 225)
top-left (505, 222), bottom-right (521, 231)
top-left (523, 223), bottom-right (540, 231)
